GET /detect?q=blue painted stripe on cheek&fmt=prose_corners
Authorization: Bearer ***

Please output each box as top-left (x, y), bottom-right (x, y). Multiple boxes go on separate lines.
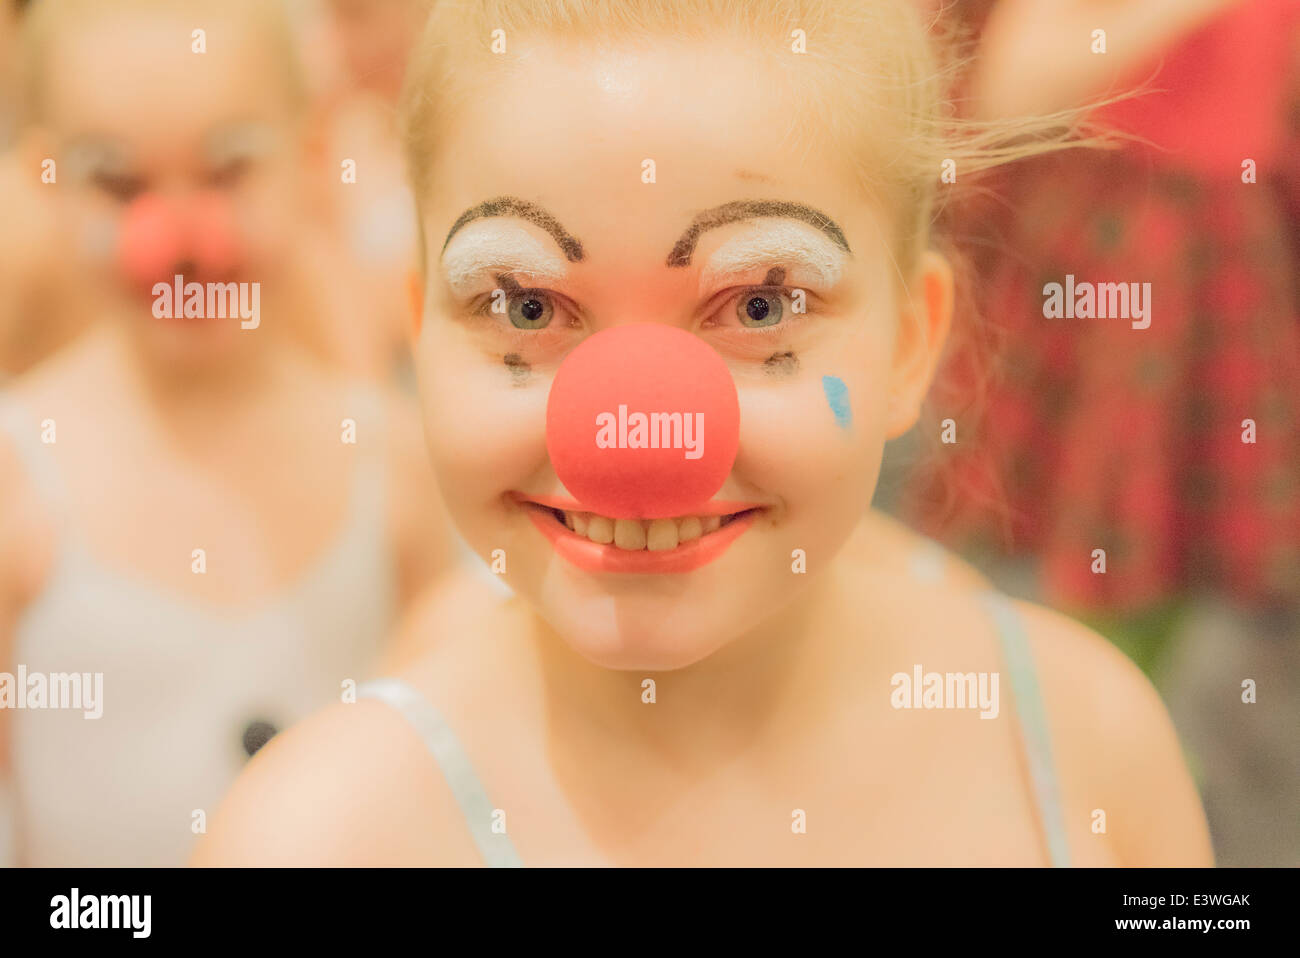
top-left (822, 375), bottom-right (852, 429)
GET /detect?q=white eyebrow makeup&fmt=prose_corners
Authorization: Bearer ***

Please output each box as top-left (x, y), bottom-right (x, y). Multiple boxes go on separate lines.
top-left (696, 220), bottom-right (848, 294)
top-left (62, 138), bottom-right (131, 184)
top-left (205, 122), bottom-right (279, 167)
top-left (441, 220), bottom-right (570, 297)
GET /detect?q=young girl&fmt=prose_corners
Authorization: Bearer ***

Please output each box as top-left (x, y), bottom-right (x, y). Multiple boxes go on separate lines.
top-left (195, 0), bottom-right (1213, 867)
top-left (0, 0), bottom-right (456, 866)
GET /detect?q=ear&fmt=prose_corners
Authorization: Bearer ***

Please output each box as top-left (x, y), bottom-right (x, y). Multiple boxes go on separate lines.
top-left (407, 269), bottom-right (424, 341)
top-left (885, 249), bottom-right (953, 439)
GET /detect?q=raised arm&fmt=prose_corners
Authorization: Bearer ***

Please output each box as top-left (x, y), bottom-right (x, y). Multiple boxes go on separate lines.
top-left (970, 0), bottom-right (1246, 120)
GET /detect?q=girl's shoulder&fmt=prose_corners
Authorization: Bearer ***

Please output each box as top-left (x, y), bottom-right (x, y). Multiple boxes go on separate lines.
top-left (192, 568), bottom-right (518, 867)
top-left (1001, 597), bottom-right (1215, 866)
top-left (853, 576), bottom-right (1213, 865)
top-left (191, 692), bottom-right (473, 866)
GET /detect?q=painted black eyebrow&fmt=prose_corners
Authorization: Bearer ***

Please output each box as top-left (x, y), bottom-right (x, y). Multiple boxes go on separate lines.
top-left (665, 200), bottom-right (851, 267)
top-left (441, 195), bottom-right (585, 262)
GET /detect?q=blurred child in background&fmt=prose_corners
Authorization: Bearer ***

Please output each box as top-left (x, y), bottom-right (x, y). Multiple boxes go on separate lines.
top-left (0, 0), bottom-right (456, 866)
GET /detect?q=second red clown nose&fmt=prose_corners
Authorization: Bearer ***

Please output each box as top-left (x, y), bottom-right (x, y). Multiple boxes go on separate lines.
top-left (545, 324), bottom-right (741, 520)
top-left (117, 190), bottom-right (242, 297)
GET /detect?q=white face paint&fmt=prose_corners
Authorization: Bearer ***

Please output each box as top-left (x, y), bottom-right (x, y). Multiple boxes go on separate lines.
top-left (60, 135), bottom-right (137, 187)
top-left (696, 220), bottom-right (848, 293)
top-left (440, 219), bottom-right (570, 296)
top-left (203, 122), bottom-right (280, 169)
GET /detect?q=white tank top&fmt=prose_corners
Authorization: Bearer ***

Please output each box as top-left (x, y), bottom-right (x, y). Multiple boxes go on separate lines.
top-left (0, 385), bottom-right (396, 866)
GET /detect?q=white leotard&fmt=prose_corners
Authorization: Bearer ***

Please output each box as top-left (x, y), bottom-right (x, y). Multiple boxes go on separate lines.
top-left (0, 385), bottom-right (396, 866)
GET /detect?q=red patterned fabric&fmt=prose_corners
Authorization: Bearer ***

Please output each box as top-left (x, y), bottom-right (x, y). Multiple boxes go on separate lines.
top-left (908, 1), bottom-right (1300, 613)
top-left (1096, 0), bottom-right (1300, 177)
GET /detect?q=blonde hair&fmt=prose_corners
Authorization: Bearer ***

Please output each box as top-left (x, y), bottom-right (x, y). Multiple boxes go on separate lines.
top-left (19, 0), bottom-right (307, 126)
top-left (399, 0), bottom-right (1106, 285)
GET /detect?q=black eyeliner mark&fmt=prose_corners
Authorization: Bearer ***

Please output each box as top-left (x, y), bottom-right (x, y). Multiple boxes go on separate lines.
top-left (763, 267), bottom-right (786, 285)
top-left (665, 200), bottom-right (851, 267)
top-left (763, 351), bottom-right (799, 376)
top-left (495, 273), bottom-right (522, 291)
top-left (442, 196), bottom-right (585, 262)
top-left (504, 352), bottom-right (531, 384)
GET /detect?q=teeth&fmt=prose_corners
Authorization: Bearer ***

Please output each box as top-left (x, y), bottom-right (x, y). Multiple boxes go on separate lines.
top-left (586, 514), bottom-right (615, 544)
top-left (557, 508), bottom-right (745, 551)
top-left (613, 518), bottom-right (646, 551)
top-left (646, 518), bottom-right (678, 551)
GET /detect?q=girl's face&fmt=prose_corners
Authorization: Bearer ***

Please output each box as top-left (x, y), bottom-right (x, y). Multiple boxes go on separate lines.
top-left (36, 9), bottom-right (304, 367)
top-left (415, 38), bottom-right (948, 670)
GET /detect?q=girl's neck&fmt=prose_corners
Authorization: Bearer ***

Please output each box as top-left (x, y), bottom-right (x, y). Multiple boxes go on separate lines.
top-left (525, 561), bottom-right (856, 771)
top-left (106, 303), bottom-right (303, 422)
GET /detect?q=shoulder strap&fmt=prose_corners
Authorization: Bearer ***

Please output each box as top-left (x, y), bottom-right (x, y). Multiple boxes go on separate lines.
top-left (978, 591), bottom-right (1071, 868)
top-left (356, 678), bottom-right (523, 868)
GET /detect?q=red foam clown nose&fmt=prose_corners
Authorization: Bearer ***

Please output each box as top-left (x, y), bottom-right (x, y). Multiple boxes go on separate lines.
top-left (189, 191), bottom-right (240, 277)
top-left (546, 324), bottom-right (740, 519)
top-left (118, 193), bottom-right (184, 293)
top-left (117, 191), bottom-right (241, 295)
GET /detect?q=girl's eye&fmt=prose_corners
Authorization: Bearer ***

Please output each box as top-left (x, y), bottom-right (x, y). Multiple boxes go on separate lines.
top-left (737, 288), bottom-right (784, 328)
top-left (707, 285), bottom-right (799, 331)
top-left (208, 156), bottom-right (251, 190)
top-left (91, 169), bottom-right (145, 202)
top-left (506, 289), bottom-right (554, 330)
top-left (466, 279), bottom-right (577, 336)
